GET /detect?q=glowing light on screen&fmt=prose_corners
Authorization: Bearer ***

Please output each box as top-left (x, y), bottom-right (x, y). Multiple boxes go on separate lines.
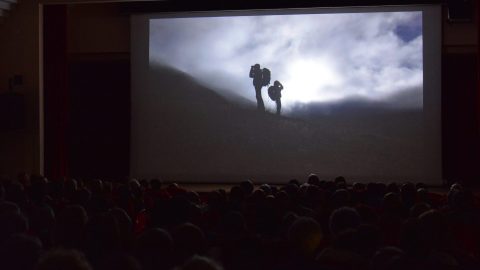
top-left (282, 58), bottom-right (343, 104)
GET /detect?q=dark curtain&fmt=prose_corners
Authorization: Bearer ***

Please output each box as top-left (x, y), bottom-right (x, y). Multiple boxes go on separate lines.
top-left (68, 55), bottom-right (130, 180)
top-left (476, 1), bottom-right (480, 187)
top-left (43, 5), bottom-right (69, 180)
top-left (442, 53), bottom-right (480, 186)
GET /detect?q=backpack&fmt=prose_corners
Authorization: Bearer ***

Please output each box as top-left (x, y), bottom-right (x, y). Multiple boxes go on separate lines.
top-left (262, 68), bottom-right (271, 86)
top-left (249, 66), bottom-right (255, 78)
top-left (268, 85), bottom-right (278, 101)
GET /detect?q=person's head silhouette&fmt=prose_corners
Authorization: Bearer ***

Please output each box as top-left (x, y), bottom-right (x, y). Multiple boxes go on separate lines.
top-left (274, 80), bottom-right (280, 87)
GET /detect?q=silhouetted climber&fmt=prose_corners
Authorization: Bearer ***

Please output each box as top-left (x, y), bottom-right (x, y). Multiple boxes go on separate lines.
top-left (249, 64), bottom-right (269, 111)
top-left (268, 80), bottom-right (284, 115)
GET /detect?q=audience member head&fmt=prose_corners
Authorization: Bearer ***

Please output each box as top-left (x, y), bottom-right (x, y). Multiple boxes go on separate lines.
top-left (221, 211), bottom-right (247, 235)
top-left (449, 182), bottom-right (463, 192)
top-left (206, 190), bottom-right (225, 210)
top-left (307, 174), bottom-right (320, 186)
top-left (370, 246), bottom-right (405, 270)
top-left (274, 190), bottom-right (290, 210)
top-left (409, 202), bottom-right (431, 218)
top-left (17, 172), bottom-right (30, 187)
top-left (229, 186), bottom-right (245, 204)
top-left (217, 188), bottom-right (227, 200)
top-left (259, 184), bottom-right (272, 195)
top-left (416, 188), bottom-right (429, 203)
top-left (282, 183), bottom-right (299, 198)
top-left (249, 189), bottom-right (266, 203)
top-left (386, 182), bottom-right (400, 194)
top-left (0, 183), bottom-right (5, 202)
top-left (334, 176), bottom-right (347, 189)
top-left (150, 178), bottom-right (162, 190)
top-left (116, 184), bottom-right (133, 204)
top-left (0, 202), bottom-right (28, 242)
top-left (447, 188), bottom-right (474, 211)
top-left (288, 217), bottom-right (323, 257)
top-left (186, 191), bottom-right (200, 205)
top-left (100, 253), bottom-right (142, 270)
top-left (55, 205), bottom-right (88, 249)
top-left (0, 200), bottom-right (20, 215)
top-left (30, 175), bottom-right (49, 203)
top-left (181, 255), bottom-right (223, 270)
top-left (110, 207), bottom-right (133, 247)
top-left (103, 181), bottom-right (113, 195)
top-left (36, 249), bottom-right (92, 270)
top-left (355, 204), bottom-right (379, 225)
top-left (366, 183), bottom-right (384, 206)
top-left (288, 179), bottom-right (300, 187)
top-left (85, 212), bottom-right (121, 258)
top-left (135, 228), bottom-right (173, 270)
top-left (424, 250), bottom-right (460, 270)
top-left (331, 189), bottom-right (350, 209)
top-left (399, 217), bottom-right (427, 258)
top-left (329, 207), bottom-right (360, 237)
top-left (0, 234), bottom-right (42, 270)
top-left (167, 182), bottom-right (180, 190)
top-left (129, 179), bottom-right (142, 197)
top-left (73, 188), bottom-right (92, 208)
top-left (89, 179), bottom-right (104, 195)
top-left (5, 181), bottom-right (27, 206)
top-left (418, 210), bottom-right (450, 251)
top-left (136, 227), bottom-right (172, 251)
top-left (305, 184), bottom-right (324, 206)
top-left (400, 182), bottom-right (416, 208)
top-left (324, 180), bottom-right (336, 192)
top-left (376, 182), bottom-right (387, 196)
top-left (352, 182), bottom-right (366, 192)
top-left (152, 195), bottom-right (196, 228)
top-left (382, 192), bottom-right (403, 215)
top-left (64, 178), bottom-right (78, 198)
top-left (139, 179), bottom-right (149, 190)
top-left (239, 180), bottom-right (254, 196)
top-left (415, 182), bottom-right (427, 190)
top-left (270, 185), bottom-right (278, 195)
top-left (172, 223), bottom-right (207, 263)
top-left (297, 183), bottom-right (309, 197)
top-left (281, 212), bottom-right (298, 234)
top-left (355, 224), bottom-right (381, 257)
top-left (29, 204), bottom-right (55, 248)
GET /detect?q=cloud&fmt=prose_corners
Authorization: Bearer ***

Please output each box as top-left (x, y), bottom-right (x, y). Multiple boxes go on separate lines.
top-left (149, 11), bottom-right (423, 111)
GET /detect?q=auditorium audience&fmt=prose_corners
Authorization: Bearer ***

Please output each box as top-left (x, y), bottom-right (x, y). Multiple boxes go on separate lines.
top-left (0, 174), bottom-right (478, 270)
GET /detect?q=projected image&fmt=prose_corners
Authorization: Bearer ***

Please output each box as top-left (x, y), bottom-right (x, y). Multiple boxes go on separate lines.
top-left (140, 11), bottom-right (427, 182)
top-left (150, 12), bottom-right (423, 113)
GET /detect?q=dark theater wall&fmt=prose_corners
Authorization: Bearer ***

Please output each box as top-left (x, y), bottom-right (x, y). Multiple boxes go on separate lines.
top-left (442, 53), bottom-right (480, 185)
top-left (68, 56), bottom-right (130, 179)
top-left (43, 5), bottom-right (69, 180)
top-left (0, 1), bottom-right (41, 178)
top-left (441, 1), bottom-right (480, 186)
top-left (66, 4), bottom-right (131, 180)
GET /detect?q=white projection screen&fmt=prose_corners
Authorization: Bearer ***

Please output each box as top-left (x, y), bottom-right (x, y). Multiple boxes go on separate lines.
top-left (131, 5), bottom-right (442, 185)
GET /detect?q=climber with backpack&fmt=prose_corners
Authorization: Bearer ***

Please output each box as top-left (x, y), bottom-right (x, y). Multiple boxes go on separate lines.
top-left (268, 80), bottom-right (284, 115)
top-left (249, 64), bottom-right (270, 112)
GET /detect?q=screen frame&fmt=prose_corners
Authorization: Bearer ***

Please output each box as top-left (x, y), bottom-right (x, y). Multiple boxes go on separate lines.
top-left (131, 5), bottom-right (442, 184)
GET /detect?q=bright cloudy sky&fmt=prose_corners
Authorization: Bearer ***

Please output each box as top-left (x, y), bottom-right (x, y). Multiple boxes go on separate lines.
top-left (150, 11), bottom-right (423, 110)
